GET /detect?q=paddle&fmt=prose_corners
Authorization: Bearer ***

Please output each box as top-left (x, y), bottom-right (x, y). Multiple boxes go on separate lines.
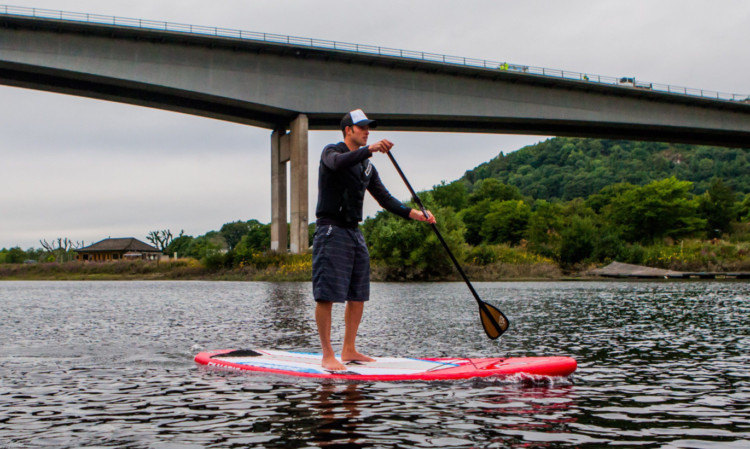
top-left (386, 151), bottom-right (510, 339)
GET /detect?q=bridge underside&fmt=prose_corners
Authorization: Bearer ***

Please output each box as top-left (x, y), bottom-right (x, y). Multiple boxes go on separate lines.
top-left (2, 59), bottom-right (748, 148)
top-left (1, 14), bottom-right (749, 252)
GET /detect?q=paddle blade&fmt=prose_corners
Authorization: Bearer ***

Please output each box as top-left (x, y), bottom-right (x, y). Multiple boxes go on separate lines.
top-left (479, 302), bottom-right (509, 340)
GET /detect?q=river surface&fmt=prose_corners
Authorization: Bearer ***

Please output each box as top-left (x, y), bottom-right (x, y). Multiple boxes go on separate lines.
top-left (0, 281), bottom-right (748, 448)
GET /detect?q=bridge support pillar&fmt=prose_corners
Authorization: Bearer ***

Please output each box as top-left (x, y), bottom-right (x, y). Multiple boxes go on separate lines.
top-left (270, 128), bottom-right (288, 252)
top-left (270, 114), bottom-right (308, 254)
top-left (289, 114), bottom-right (309, 254)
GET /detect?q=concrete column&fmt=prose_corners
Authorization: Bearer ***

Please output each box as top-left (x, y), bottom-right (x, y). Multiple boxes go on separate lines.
top-left (289, 114), bottom-right (309, 254)
top-left (270, 128), bottom-right (288, 252)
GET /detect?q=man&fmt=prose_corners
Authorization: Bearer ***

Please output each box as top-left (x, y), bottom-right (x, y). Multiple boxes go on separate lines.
top-left (313, 109), bottom-right (435, 371)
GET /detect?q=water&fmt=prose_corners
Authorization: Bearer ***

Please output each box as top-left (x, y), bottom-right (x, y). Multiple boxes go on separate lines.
top-left (1, 280), bottom-right (748, 448)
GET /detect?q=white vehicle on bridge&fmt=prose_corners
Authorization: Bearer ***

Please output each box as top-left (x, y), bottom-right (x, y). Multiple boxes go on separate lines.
top-left (619, 77), bottom-right (652, 89)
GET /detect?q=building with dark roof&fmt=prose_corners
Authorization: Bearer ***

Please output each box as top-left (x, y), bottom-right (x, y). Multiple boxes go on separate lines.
top-left (75, 238), bottom-right (162, 262)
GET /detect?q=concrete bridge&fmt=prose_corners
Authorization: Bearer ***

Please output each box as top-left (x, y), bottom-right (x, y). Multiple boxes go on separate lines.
top-left (1, 6), bottom-right (749, 253)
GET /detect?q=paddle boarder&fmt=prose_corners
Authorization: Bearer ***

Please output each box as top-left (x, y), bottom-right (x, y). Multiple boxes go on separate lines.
top-left (313, 109), bottom-right (436, 371)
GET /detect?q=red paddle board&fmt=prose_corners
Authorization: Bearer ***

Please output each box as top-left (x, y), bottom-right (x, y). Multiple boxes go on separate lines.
top-left (195, 349), bottom-right (577, 381)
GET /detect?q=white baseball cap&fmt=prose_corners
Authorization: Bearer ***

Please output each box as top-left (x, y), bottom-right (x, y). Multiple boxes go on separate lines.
top-left (341, 109), bottom-right (377, 130)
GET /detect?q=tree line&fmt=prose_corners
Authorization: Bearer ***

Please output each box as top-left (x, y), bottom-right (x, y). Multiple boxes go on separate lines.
top-left (364, 175), bottom-right (749, 277)
top-left (3, 137), bottom-right (749, 278)
top-left (362, 137), bottom-right (750, 276)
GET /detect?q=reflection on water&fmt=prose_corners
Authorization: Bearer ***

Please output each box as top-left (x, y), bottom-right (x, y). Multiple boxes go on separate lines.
top-left (0, 280), bottom-right (748, 448)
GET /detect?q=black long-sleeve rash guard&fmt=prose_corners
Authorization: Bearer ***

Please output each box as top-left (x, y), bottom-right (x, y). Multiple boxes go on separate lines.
top-left (315, 142), bottom-right (412, 228)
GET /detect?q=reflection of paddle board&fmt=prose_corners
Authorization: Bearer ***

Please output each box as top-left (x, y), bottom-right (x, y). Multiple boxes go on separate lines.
top-left (195, 349), bottom-right (577, 381)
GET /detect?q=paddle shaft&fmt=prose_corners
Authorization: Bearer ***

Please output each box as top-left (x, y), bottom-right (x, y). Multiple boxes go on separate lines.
top-left (386, 151), bottom-right (504, 332)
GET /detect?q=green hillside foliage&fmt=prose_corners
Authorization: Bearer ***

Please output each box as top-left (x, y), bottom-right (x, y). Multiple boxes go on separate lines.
top-left (362, 138), bottom-right (750, 275)
top-left (462, 138), bottom-right (750, 200)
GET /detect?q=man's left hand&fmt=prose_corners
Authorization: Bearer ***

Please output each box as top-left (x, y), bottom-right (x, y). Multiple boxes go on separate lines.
top-left (410, 209), bottom-right (437, 224)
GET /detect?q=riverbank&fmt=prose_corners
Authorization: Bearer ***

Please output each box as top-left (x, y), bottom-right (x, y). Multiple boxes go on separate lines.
top-left (0, 258), bottom-right (570, 281)
top-left (0, 259), bottom-right (310, 282)
top-left (3, 257), bottom-right (749, 282)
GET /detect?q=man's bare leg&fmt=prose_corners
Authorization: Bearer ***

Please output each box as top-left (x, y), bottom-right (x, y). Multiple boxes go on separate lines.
top-left (341, 301), bottom-right (376, 362)
top-left (315, 301), bottom-right (347, 371)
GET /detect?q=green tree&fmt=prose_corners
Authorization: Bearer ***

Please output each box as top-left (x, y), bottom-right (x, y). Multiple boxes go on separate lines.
top-left (585, 182), bottom-right (636, 213)
top-left (166, 235), bottom-right (194, 258)
top-left (740, 193), bottom-right (750, 222)
top-left (363, 205), bottom-right (465, 278)
top-left (480, 200), bottom-right (531, 245)
top-left (432, 180), bottom-right (468, 210)
top-left (220, 221), bottom-right (253, 251)
top-left (458, 198), bottom-right (494, 245)
top-left (468, 178), bottom-right (522, 204)
top-left (698, 179), bottom-right (737, 237)
top-left (608, 177), bottom-right (706, 243)
top-left (185, 231), bottom-right (227, 259)
top-left (25, 247), bottom-right (45, 263)
top-left (559, 215), bottom-right (598, 266)
top-left (0, 247), bottom-right (26, 264)
top-left (526, 200), bottom-right (564, 258)
top-left (562, 174), bottom-right (591, 200)
top-left (234, 222), bottom-right (271, 255)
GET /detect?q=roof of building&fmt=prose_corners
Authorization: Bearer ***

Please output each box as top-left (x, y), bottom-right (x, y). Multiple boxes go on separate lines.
top-left (76, 237), bottom-right (161, 253)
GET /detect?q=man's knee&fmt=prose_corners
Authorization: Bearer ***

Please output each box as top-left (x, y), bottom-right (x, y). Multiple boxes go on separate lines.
top-left (316, 300), bottom-right (334, 310)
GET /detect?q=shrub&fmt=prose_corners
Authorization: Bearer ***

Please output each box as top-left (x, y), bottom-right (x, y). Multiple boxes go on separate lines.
top-left (202, 253), bottom-right (229, 271)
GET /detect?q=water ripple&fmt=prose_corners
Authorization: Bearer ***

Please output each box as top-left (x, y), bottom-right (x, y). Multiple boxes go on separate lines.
top-left (1, 280), bottom-right (748, 448)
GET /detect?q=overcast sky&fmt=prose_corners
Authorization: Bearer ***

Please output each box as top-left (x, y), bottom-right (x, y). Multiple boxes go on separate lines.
top-left (1, 0), bottom-right (748, 249)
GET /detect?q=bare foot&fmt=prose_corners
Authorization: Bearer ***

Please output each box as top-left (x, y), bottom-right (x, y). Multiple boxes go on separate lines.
top-left (321, 355), bottom-right (347, 371)
top-left (341, 350), bottom-right (376, 363)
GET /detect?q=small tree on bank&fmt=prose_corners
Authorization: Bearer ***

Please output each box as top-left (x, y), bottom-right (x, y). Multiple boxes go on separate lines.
top-left (40, 238), bottom-right (83, 262)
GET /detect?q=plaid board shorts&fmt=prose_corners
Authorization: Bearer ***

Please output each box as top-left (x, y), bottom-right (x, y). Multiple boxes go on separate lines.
top-left (312, 224), bottom-right (370, 303)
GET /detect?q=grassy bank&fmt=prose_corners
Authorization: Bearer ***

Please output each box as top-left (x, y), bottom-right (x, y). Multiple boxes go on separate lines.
top-left (0, 256), bottom-right (564, 282)
top-left (633, 238), bottom-right (750, 272)
top-left (0, 259), bottom-right (208, 281)
top-left (0, 256), bottom-right (315, 282)
top-left (2, 238), bottom-right (748, 281)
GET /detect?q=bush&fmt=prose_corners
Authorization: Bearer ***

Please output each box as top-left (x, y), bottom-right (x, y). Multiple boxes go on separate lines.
top-left (729, 222), bottom-right (750, 243)
top-left (591, 230), bottom-right (626, 263)
top-left (363, 204), bottom-right (465, 278)
top-left (466, 243), bottom-right (554, 266)
top-left (202, 253), bottom-right (229, 271)
top-left (480, 200), bottom-right (531, 245)
top-left (559, 216), bottom-right (597, 266)
top-left (620, 243), bottom-right (646, 265)
top-left (0, 247), bottom-right (27, 264)
top-left (467, 244), bottom-right (498, 265)
top-left (640, 239), bottom-right (750, 271)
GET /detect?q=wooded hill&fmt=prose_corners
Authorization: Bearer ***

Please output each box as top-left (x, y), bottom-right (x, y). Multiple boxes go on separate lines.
top-left (4, 137), bottom-right (749, 281)
top-left (361, 137), bottom-right (750, 277)
top-left (462, 138), bottom-right (750, 201)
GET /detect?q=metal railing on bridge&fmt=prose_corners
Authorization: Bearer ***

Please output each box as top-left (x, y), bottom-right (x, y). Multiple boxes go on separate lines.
top-left (2, 4), bottom-right (749, 105)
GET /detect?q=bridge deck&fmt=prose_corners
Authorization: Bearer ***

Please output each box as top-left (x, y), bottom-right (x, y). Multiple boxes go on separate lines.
top-left (1, 4), bottom-right (748, 105)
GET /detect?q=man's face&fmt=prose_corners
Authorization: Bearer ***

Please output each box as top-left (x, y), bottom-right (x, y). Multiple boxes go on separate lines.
top-left (347, 124), bottom-right (370, 147)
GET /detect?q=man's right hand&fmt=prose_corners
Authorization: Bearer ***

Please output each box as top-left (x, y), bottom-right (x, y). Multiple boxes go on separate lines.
top-left (368, 139), bottom-right (394, 153)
